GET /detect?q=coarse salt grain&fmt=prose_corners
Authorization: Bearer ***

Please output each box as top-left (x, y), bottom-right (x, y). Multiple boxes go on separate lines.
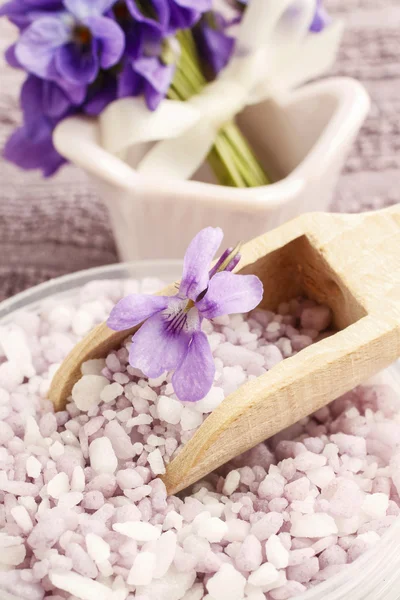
top-left (148, 448), bottom-right (166, 475)
top-left (265, 534), bottom-right (290, 569)
top-left (223, 470), bottom-right (240, 495)
top-left (207, 564), bottom-right (246, 600)
top-left (26, 456), bottom-right (42, 479)
top-left (291, 514), bottom-right (338, 538)
top-left (47, 472), bottom-right (70, 499)
top-left (113, 521), bottom-right (161, 542)
top-left (89, 437), bottom-right (118, 474)
top-left (72, 375), bottom-right (109, 412)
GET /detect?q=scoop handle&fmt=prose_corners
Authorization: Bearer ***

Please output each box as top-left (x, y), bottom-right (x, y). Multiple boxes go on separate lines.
top-left (163, 204), bottom-right (400, 494)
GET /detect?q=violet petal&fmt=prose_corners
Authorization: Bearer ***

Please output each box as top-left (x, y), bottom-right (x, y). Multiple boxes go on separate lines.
top-left (15, 16), bottom-right (70, 78)
top-left (197, 271), bottom-right (263, 319)
top-left (107, 294), bottom-right (170, 331)
top-left (172, 330), bottom-right (215, 402)
top-left (180, 227), bottom-right (223, 302)
top-left (55, 40), bottom-right (99, 84)
top-left (129, 312), bottom-right (190, 379)
top-left (85, 15), bottom-right (125, 69)
top-left (64, 0), bottom-right (116, 19)
top-left (134, 56), bottom-right (175, 94)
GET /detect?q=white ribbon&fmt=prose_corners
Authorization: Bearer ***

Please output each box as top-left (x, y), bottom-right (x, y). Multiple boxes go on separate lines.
top-left (99, 0), bottom-right (343, 181)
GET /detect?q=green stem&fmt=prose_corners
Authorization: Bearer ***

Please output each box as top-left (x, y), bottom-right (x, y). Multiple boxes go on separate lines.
top-left (167, 31), bottom-right (270, 188)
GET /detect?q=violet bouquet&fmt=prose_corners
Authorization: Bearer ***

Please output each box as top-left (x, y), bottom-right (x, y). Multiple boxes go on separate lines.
top-left (1, 0), bottom-right (342, 186)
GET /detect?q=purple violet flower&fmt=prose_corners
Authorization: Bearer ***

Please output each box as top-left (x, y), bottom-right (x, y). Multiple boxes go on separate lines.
top-left (107, 227), bottom-right (263, 402)
top-left (0, 0), bottom-right (63, 30)
top-left (194, 11), bottom-right (235, 76)
top-left (14, 0), bottom-right (125, 86)
top-left (165, 0), bottom-right (212, 34)
top-left (3, 74), bottom-right (79, 176)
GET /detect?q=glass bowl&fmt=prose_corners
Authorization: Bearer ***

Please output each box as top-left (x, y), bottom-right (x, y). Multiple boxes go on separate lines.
top-left (1, 261), bottom-right (400, 600)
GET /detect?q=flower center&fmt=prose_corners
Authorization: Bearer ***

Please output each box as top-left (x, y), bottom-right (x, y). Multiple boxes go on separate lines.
top-left (73, 25), bottom-right (92, 47)
top-left (114, 1), bottom-right (130, 21)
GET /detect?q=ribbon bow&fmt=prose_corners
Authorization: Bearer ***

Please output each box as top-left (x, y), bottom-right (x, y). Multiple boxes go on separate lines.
top-left (99, 0), bottom-right (343, 181)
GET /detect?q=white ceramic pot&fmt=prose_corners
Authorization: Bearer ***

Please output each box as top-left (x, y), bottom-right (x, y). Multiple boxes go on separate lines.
top-left (54, 77), bottom-right (369, 262)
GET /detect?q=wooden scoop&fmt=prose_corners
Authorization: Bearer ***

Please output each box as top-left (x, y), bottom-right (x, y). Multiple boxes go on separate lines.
top-left (49, 205), bottom-right (400, 495)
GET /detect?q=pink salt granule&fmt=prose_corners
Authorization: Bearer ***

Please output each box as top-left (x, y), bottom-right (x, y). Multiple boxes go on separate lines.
top-left (1, 279), bottom-right (400, 600)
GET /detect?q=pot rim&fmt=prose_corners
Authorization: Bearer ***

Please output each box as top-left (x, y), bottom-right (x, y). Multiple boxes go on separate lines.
top-left (53, 77), bottom-right (370, 213)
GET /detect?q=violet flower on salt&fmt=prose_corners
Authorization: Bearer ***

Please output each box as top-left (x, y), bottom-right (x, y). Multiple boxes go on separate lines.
top-left (108, 227), bottom-right (263, 402)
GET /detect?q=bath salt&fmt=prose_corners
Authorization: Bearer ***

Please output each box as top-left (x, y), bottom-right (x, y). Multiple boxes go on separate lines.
top-left (2, 280), bottom-right (400, 599)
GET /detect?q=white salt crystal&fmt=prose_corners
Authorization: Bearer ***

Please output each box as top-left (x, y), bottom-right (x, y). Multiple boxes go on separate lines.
top-left (127, 414), bottom-right (153, 427)
top-left (330, 433), bottom-right (366, 457)
top-left (89, 437), bottom-right (118, 474)
top-left (100, 382), bottom-right (124, 403)
top-left (116, 469), bottom-right (144, 489)
top-left (0, 544), bottom-right (26, 566)
top-left (48, 304), bottom-right (73, 330)
top-left (2, 327), bottom-right (34, 377)
top-left (72, 375), bottom-right (109, 412)
top-left (215, 343), bottom-right (264, 369)
top-left (248, 563), bottom-right (279, 587)
top-left (0, 533), bottom-right (23, 547)
top-left (147, 434), bottom-right (165, 447)
top-left (163, 511), bottom-right (183, 531)
top-left (148, 448), bottom-right (166, 475)
top-left (180, 407), bottom-right (203, 431)
top-left (250, 513), bottom-right (284, 541)
top-left (58, 491), bottom-right (83, 508)
top-left (362, 493), bottom-right (389, 519)
top-left (127, 551), bottom-right (157, 586)
top-left (291, 513), bottom-right (338, 537)
top-left (154, 531), bottom-right (177, 578)
top-left (157, 395), bottom-right (183, 424)
top-left (71, 466), bottom-right (86, 492)
top-left (265, 534), bottom-right (289, 569)
top-left (197, 517), bottom-right (228, 543)
top-left (225, 520), bottom-right (250, 542)
top-left (0, 360), bottom-right (24, 392)
top-left (49, 571), bottom-right (112, 600)
top-left (194, 387), bottom-right (224, 413)
top-left (72, 310), bottom-right (95, 336)
top-left (47, 472), bottom-right (70, 499)
top-left (86, 533), bottom-right (110, 563)
top-left (81, 359), bottom-right (106, 376)
top-left (306, 466), bottom-right (335, 488)
top-left (104, 420), bottom-right (135, 460)
top-left (207, 564), bottom-right (246, 600)
top-left (223, 471), bottom-right (240, 496)
top-left (24, 416), bottom-right (45, 446)
top-left (26, 456), bottom-right (42, 479)
top-left (10, 506), bottom-right (33, 533)
top-left (294, 451), bottom-right (327, 472)
top-left (136, 565), bottom-right (195, 600)
top-left (49, 440), bottom-right (64, 460)
top-left (113, 521), bottom-right (161, 541)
